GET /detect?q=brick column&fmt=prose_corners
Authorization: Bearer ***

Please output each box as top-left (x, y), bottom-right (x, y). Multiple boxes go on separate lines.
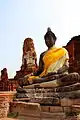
top-left (0, 92), bottom-right (16, 118)
top-left (0, 96), bottom-right (9, 118)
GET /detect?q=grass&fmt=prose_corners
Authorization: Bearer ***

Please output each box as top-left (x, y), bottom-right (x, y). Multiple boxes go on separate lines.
top-left (7, 112), bottom-right (18, 118)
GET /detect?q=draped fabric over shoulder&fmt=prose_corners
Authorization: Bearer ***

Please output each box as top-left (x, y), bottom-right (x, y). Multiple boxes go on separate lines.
top-left (28, 46), bottom-right (69, 81)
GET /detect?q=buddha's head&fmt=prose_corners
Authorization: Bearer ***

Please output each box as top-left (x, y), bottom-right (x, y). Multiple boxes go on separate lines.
top-left (2, 68), bottom-right (7, 75)
top-left (44, 27), bottom-right (57, 48)
top-left (23, 38), bottom-right (35, 53)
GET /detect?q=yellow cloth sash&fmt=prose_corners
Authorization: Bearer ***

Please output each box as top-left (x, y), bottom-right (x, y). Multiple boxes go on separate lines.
top-left (28, 47), bottom-right (68, 81)
top-left (39, 47), bottom-right (68, 77)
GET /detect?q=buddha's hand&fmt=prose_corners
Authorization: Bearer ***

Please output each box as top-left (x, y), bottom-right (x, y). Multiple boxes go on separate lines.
top-left (44, 72), bottom-right (57, 77)
top-left (47, 72), bottom-right (57, 75)
top-left (57, 64), bottom-right (68, 74)
top-left (24, 73), bottom-right (33, 79)
top-left (57, 69), bottom-right (62, 74)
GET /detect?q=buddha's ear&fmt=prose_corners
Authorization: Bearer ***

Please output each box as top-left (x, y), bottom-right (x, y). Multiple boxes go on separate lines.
top-left (47, 27), bottom-right (51, 32)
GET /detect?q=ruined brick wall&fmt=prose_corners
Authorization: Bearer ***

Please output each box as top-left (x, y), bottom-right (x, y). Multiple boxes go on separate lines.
top-left (65, 40), bottom-right (75, 73)
top-left (65, 40), bottom-right (75, 63)
top-left (65, 39), bottom-right (80, 73)
top-left (0, 96), bottom-right (9, 118)
top-left (0, 92), bottom-right (16, 118)
top-left (0, 80), bottom-right (18, 91)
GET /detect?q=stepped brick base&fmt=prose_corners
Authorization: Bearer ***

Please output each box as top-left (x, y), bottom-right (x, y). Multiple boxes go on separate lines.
top-left (10, 102), bottom-right (66, 120)
top-left (8, 101), bottom-right (80, 119)
top-left (14, 80), bottom-right (80, 119)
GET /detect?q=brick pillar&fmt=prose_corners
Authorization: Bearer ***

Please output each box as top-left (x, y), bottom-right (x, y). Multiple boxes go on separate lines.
top-left (0, 92), bottom-right (16, 118)
top-left (0, 96), bottom-right (9, 118)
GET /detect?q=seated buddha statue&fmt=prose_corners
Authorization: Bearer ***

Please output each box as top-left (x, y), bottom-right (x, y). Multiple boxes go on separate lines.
top-left (14, 38), bottom-right (38, 81)
top-left (19, 28), bottom-right (80, 87)
top-left (22, 38), bottom-right (37, 73)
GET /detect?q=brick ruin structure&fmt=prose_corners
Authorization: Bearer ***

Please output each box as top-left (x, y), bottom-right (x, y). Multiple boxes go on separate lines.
top-left (0, 68), bottom-right (9, 91)
top-left (0, 68), bottom-right (18, 91)
top-left (1, 68), bottom-right (8, 81)
top-left (65, 35), bottom-right (80, 74)
top-left (14, 38), bottom-right (38, 80)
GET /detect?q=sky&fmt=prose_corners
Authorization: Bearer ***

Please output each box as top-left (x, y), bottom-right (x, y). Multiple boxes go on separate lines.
top-left (0, 0), bottom-right (80, 78)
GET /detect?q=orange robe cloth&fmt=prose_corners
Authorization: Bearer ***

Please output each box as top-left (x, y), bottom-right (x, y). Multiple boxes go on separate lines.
top-left (28, 47), bottom-right (68, 81)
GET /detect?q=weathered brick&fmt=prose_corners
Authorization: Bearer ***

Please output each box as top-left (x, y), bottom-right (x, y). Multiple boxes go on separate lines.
top-left (0, 102), bottom-right (9, 108)
top-left (73, 99), bottom-right (80, 105)
top-left (18, 116), bottom-right (40, 120)
top-left (50, 106), bottom-right (63, 113)
top-left (41, 112), bottom-right (66, 120)
top-left (10, 101), bottom-right (41, 117)
top-left (60, 98), bottom-right (73, 106)
top-left (56, 83), bottom-right (80, 92)
top-left (0, 92), bottom-right (15, 118)
top-left (41, 106), bottom-right (50, 112)
top-left (63, 107), bottom-right (71, 113)
top-left (72, 105), bottom-right (80, 112)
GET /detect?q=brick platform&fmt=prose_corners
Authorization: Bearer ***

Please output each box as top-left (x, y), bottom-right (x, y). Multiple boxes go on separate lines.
top-left (0, 118), bottom-right (18, 120)
top-left (10, 101), bottom-right (66, 120)
top-left (9, 100), bottom-right (80, 120)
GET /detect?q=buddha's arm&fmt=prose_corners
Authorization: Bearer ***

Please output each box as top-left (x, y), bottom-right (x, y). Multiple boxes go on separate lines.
top-left (33, 52), bottom-right (45, 76)
top-left (57, 53), bottom-right (69, 74)
top-left (57, 61), bottom-right (69, 74)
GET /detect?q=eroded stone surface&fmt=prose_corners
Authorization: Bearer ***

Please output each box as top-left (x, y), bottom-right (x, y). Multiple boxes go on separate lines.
top-left (10, 102), bottom-right (41, 117)
top-left (0, 92), bottom-right (16, 118)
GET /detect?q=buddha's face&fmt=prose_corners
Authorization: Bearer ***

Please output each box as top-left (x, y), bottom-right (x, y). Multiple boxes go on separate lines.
top-left (45, 35), bottom-right (55, 48)
top-left (28, 41), bottom-right (34, 49)
top-left (24, 39), bottom-right (34, 51)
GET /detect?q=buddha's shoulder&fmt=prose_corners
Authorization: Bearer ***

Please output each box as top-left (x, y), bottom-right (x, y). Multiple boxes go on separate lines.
top-left (61, 47), bottom-right (68, 52)
top-left (57, 47), bottom-right (68, 53)
top-left (40, 51), bottom-right (46, 57)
